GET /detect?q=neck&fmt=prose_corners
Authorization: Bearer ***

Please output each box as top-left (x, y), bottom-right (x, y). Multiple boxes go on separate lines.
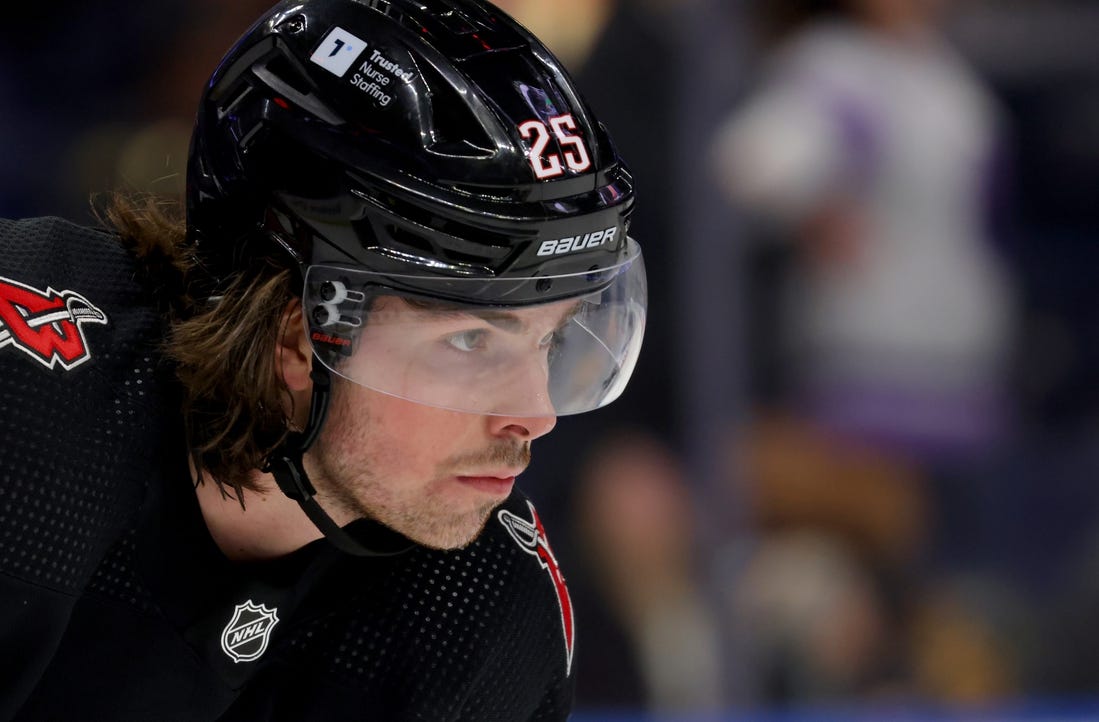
top-left (193, 466), bottom-right (328, 561)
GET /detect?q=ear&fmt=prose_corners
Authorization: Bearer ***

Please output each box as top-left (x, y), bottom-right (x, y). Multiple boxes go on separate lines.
top-left (276, 299), bottom-right (313, 392)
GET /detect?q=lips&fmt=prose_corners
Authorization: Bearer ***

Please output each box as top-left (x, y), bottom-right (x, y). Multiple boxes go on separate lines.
top-left (455, 473), bottom-right (517, 496)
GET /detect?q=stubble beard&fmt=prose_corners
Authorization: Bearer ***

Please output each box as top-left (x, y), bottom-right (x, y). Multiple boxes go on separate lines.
top-left (315, 460), bottom-right (502, 550)
top-left (306, 396), bottom-right (532, 550)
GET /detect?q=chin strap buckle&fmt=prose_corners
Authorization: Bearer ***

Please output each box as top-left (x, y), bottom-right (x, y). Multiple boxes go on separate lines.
top-left (264, 448), bottom-right (316, 503)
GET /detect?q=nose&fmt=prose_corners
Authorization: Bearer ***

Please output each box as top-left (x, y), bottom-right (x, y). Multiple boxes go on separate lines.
top-left (484, 357), bottom-right (558, 440)
top-left (486, 410), bottom-right (557, 441)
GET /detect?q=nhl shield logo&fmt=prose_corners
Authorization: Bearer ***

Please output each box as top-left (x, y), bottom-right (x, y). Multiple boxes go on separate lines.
top-left (220, 600), bottom-right (280, 663)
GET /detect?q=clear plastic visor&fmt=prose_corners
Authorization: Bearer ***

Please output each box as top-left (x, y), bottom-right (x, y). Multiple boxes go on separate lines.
top-left (303, 244), bottom-right (646, 418)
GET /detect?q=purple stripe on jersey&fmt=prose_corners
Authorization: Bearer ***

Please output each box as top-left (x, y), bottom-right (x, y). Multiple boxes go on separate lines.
top-left (827, 90), bottom-right (881, 186)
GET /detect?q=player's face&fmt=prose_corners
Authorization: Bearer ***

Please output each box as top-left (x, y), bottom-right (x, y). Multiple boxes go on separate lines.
top-left (302, 339), bottom-right (559, 551)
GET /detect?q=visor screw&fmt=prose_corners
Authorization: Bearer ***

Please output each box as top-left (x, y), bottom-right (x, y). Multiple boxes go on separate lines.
top-left (319, 281), bottom-right (339, 302)
top-left (536, 278), bottom-right (552, 293)
top-left (312, 305), bottom-right (333, 326)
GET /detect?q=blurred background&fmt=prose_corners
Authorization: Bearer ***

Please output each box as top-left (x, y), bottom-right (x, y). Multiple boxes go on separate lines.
top-left (5, 0), bottom-right (1099, 719)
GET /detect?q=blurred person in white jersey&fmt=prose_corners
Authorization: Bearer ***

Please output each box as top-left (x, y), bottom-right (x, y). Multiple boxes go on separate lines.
top-left (713, 0), bottom-right (1016, 460)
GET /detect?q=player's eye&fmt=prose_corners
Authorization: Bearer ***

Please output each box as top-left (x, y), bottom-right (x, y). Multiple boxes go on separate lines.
top-left (446, 329), bottom-right (488, 353)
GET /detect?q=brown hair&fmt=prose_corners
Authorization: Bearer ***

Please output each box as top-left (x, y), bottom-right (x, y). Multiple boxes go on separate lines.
top-left (100, 192), bottom-right (298, 500)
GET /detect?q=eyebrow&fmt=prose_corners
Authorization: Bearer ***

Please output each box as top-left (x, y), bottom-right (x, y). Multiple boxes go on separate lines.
top-left (407, 299), bottom-right (580, 334)
top-left (471, 310), bottom-right (525, 333)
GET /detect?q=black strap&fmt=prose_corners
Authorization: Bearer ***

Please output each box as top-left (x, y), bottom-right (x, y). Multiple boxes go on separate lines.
top-left (266, 453), bottom-right (405, 557)
top-left (263, 361), bottom-right (411, 557)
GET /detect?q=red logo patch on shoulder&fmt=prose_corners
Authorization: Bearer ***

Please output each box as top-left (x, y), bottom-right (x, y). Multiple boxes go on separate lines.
top-left (0, 274), bottom-right (108, 370)
top-left (498, 500), bottom-right (575, 675)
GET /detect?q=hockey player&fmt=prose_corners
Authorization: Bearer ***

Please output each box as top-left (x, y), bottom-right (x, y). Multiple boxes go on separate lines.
top-left (0, 0), bottom-right (646, 719)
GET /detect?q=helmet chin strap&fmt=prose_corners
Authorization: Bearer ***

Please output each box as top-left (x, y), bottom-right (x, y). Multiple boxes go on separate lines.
top-left (262, 360), bottom-right (411, 557)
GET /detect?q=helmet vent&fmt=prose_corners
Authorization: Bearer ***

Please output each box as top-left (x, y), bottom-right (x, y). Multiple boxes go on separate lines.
top-left (351, 180), bottom-right (515, 266)
top-left (418, 59), bottom-right (494, 157)
top-left (385, 221), bottom-right (511, 267)
top-left (264, 55), bottom-right (313, 96)
top-left (253, 56), bottom-right (345, 125)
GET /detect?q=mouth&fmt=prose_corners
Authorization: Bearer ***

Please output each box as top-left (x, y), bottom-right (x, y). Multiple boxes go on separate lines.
top-left (454, 470), bottom-right (521, 496)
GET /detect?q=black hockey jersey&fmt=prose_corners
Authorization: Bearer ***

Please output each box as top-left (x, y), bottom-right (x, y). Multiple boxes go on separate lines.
top-left (0, 217), bottom-right (575, 721)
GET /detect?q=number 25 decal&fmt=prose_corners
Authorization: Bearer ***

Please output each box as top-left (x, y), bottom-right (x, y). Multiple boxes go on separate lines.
top-left (519, 114), bottom-right (592, 180)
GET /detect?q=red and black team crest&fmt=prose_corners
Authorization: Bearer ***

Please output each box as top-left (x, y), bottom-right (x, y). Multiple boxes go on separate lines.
top-left (498, 501), bottom-right (575, 675)
top-left (0, 274), bottom-right (108, 371)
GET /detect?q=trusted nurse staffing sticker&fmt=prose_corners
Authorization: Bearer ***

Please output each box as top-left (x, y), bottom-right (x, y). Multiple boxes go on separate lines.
top-left (310, 25), bottom-right (403, 108)
top-left (310, 27), bottom-right (368, 77)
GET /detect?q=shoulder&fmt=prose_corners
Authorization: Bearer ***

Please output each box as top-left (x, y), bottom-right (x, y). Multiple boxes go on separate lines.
top-left (268, 491), bottom-right (576, 719)
top-left (0, 215), bottom-right (131, 266)
top-left (414, 490), bottom-right (576, 718)
top-left (0, 216), bottom-right (172, 590)
top-left (470, 491), bottom-right (575, 672)
top-left (0, 215), bottom-right (162, 369)
top-left (781, 22), bottom-right (875, 69)
top-left (1, 214), bottom-right (143, 292)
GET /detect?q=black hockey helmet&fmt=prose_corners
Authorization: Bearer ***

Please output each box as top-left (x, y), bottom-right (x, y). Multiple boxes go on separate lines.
top-left (187, 0), bottom-right (646, 419)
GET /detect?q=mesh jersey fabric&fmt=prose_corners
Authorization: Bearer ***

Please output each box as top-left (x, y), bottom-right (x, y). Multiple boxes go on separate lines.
top-left (0, 217), bottom-right (575, 721)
